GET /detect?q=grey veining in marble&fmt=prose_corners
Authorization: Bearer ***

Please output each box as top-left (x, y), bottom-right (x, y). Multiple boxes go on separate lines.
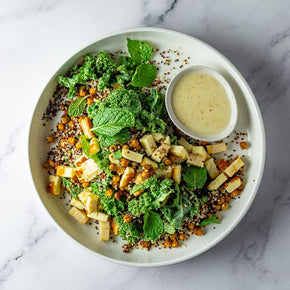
top-left (0, 0), bottom-right (290, 289)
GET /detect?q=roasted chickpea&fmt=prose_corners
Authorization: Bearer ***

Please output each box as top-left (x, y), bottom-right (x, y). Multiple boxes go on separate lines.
top-left (169, 233), bottom-right (177, 240)
top-left (194, 227), bottom-right (203, 236)
top-left (123, 214), bottom-right (132, 223)
top-left (105, 188), bottom-right (113, 197)
top-left (130, 139), bottom-right (141, 150)
top-left (61, 115), bottom-right (70, 124)
top-left (109, 145), bottom-right (118, 153)
top-left (48, 159), bottom-right (55, 167)
top-left (122, 144), bottom-right (129, 150)
top-left (221, 203), bottom-right (229, 210)
top-left (162, 157), bottom-right (172, 166)
top-left (215, 205), bottom-right (221, 211)
top-left (75, 142), bottom-right (82, 149)
top-left (188, 222), bottom-right (195, 230)
top-left (112, 174), bottom-right (120, 183)
top-left (43, 161), bottom-right (50, 169)
top-left (68, 137), bottom-right (76, 144)
top-left (140, 241), bottom-right (151, 249)
top-left (79, 89), bottom-right (88, 97)
top-left (46, 135), bottom-right (55, 143)
top-left (164, 239), bottom-right (172, 248)
top-left (87, 97), bottom-right (94, 105)
top-left (225, 196), bottom-right (232, 202)
top-left (58, 123), bottom-right (65, 131)
top-left (179, 234), bottom-right (186, 241)
top-left (109, 163), bottom-right (117, 172)
top-left (89, 87), bottom-right (96, 95)
top-left (61, 105), bottom-right (66, 111)
top-left (171, 240), bottom-right (179, 248)
top-left (120, 158), bottom-right (129, 168)
top-left (114, 191), bottom-right (122, 200)
top-left (59, 139), bottom-right (66, 148)
top-left (141, 170), bottom-right (150, 179)
top-left (69, 120), bottom-right (75, 129)
top-left (82, 182), bottom-right (90, 188)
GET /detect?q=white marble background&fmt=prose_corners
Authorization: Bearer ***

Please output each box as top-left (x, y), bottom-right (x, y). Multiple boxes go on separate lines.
top-left (0, 0), bottom-right (289, 289)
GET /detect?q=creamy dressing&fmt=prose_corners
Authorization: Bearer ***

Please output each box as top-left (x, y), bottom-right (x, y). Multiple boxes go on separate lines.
top-left (172, 72), bottom-right (231, 136)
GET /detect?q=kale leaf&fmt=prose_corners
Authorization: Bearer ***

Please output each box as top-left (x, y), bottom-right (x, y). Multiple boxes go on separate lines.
top-left (61, 177), bottom-right (82, 198)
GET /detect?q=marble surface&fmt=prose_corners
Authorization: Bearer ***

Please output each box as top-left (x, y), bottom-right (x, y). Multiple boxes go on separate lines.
top-left (0, 0), bottom-right (289, 289)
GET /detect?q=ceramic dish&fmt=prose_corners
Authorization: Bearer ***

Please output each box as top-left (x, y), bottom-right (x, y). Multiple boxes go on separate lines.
top-left (28, 27), bottom-right (265, 267)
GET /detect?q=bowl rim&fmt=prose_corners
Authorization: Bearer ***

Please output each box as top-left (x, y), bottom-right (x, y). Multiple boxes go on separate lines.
top-left (165, 65), bottom-right (238, 142)
top-left (27, 26), bottom-right (266, 268)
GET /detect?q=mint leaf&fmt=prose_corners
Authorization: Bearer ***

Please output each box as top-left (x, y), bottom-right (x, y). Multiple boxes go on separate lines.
top-left (80, 135), bottom-right (91, 157)
top-left (143, 211), bottom-right (164, 242)
top-left (68, 97), bottom-right (87, 117)
top-left (130, 63), bottom-right (157, 87)
top-left (127, 38), bottom-right (152, 64)
top-left (199, 216), bottom-right (220, 227)
top-left (98, 129), bottom-right (130, 147)
top-left (92, 108), bottom-right (135, 136)
top-left (182, 166), bottom-right (207, 189)
top-left (113, 149), bottom-right (122, 160)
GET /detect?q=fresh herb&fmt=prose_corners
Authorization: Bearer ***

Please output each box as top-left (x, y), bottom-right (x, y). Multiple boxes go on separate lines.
top-left (146, 89), bottom-right (166, 118)
top-left (68, 97), bottom-right (87, 117)
top-left (98, 129), bottom-right (130, 147)
top-left (61, 177), bottom-right (82, 198)
top-left (112, 149), bottom-right (122, 160)
top-left (164, 222), bottom-right (176, 234)
top-left (199, 216), bottom-right (220, 227)
top-left (130, 63), bottom-right (157, 87)
top-left (96, 51), bottom-right (117, 74)
top-left (182, 166), bottom-right (207, 189)
top-left (127, 38), bottom-right (152, 64)
top-left (92, 108), bottom-right (135, 136)
top-left (80, 135), bottom-right (91, 157)
top-left (143, 211), bottom-right (164, 242)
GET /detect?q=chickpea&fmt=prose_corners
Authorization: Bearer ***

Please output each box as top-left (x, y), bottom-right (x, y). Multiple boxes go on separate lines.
top-left (112, 174), bottom-right (120, 183)
top-left (162, 157), bottom-right (172, 166)
top-left (188, 222), bottom-right (195, 230)
top-left (194, 228), bottom-right (203, 236)
top-left (43, 161), bottom-right (49, 169)
top-left (48, 159), bottom-right (55, 167)
top-left (87, 97), bottom-right (94, 105)
top-left (179, 234), bottom-right (186, 241)
top-left (61, 115), bottom-right (70, 124)
top-left (82, 182), bottom-right (90, 188)
top-left (171, 240), bottom-right (179, 248)
top-left (225, 196), bottom-right (232, 202)
top-left (222, 203), bottom-right (229, 211)
top-left (59, 139), bottom-right (66, 148)
top-left (215, 205), bottom-right (221, 211)
top-left (169, 233), bottom-right (177, 240)
top-left (69, 120), bottom-right (75, 129)
top-left (122, 144), bottom-right (129, 150)
top-left (168, 154), bottom-right (178, 164)
top-left (131, 161), bottom-right (138, 169)
top-left (58, 123), bottom-right (65, 131)
top-left (140, 241), bottom-right (151, 249)
top-left (164, 239), bottom-right (172, 248)
top-left (217, 197), bottom-right (225, 205)
top-left (68, 137), bottom-right (76, 145)
top-left (114, 191), bottom-right (122, 200)
top-left (61, 105), bottom-right (66, 111)
top-left (109, 145), bottom-right (118, 153)
top-left (130, 139), bottom-right (141, 150)
top-left (105, 188), bottom-right (113, 197)
top-left (71, 176), bottom-right (78, 184)
top-left (231, 190), bottom-right (240, 197)
top-left (109, 163), bottom-right (117, 172)
top-left (141, 170), bottom-right (150, 179)
top-left (46, 135), bottom-right (55, 143)
top-left (120, 158), bottom-right (129, 168)
top-left (89, 87), bottom-right (96, 95)
top-left (75, 142), bottom-right (82, 149)
top-left (79, 89), bottom-right (88, 97)
top-left (123, 214), bottom-right (132, 223)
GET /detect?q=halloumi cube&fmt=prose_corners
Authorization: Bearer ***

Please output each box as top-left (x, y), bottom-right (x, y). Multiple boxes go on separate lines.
top-left (78, 189), bottom-right (91, 204)
top-left (69, 207), bottom-right (89, 224)
top-left (163, 136), bottom-right (170, 145)
top-left (56, 165), bottom-right (75, 178)
top-left (89, 138), bottom-right (100, 155)
top-left (224, 157), bottom-right (244, 177)
top-left (206, 142), bottom-right (227, 154)
top-left (192, 146), bottom-right (207, 161)
top-left (80, 117), bottom-right (95, 139)
top-left (121, 148), bottom-right (143, 163)
top-left (47, 175), bottom-right (61, 195)
top-left (115, 163), bottom-right (125, 175)
top-left (172, 165), bottom-right (181, 184)
top-left (187, 154), bottom-right (204, 167)
top-left (86, 194), bottom-right (99, 213)
top-left (151, 143), bottom-right (171, 163)
top-left (177, 137), bottom-right (193, 153)
top-left (74, 158), bottom-right (102, 182)
top-left (100, 221), bottom-right (110, 241)
top-left (151, 133), bottom-right (165, 143)
top-left (169, 145), bottom-right (189, 163)
top-left (119, 167), bottom-right (135, 188)
top-left (70, 197), bottom-right (84, 210)
top-left (74, 154), bottom-right (88, 168)
top-left (205, 158), bottom-right (219, 179)
top-left (140, 135), bottom-right (157, 156)
top-left (208, 173), bottom-right (227, 190)
top-left (87, 211), bottom-right (110, 222)
top-left (225, 176), bottom-right (242, 193)
top-left (140, 157), bottom-right (158, 170)
top-left (156, 166), bottom-right (172, 179)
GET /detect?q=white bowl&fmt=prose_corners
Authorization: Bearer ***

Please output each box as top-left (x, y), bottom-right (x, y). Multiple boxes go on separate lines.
top-left (165, 65), bottom-right (238, 142)
top-left (28, 27), bottom-right (265, 267)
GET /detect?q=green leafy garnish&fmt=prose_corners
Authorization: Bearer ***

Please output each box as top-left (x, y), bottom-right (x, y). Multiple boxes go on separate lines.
top-left (130, 63), bottom-right (157, 87)
top-left (98, 129), bottom-right (130, 147)
top-left (112, 149), bottom-right (122, 160)
top-left (143, 211), bottom-right (164, 242)
top-left (127, 38), bottom-right (152, 64)
top-left (61, 177), bottom-right (82, 198)
top-left (68, 97), bottom-right (87, 117)
top-left (92, 108), bottom-right (135, 136)
top-left (182, 166), bottom-right (207, 189)
top-left (79, 135), bottom-right (91, 157)
top-left (199, 216), bottom-right (220, 227)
